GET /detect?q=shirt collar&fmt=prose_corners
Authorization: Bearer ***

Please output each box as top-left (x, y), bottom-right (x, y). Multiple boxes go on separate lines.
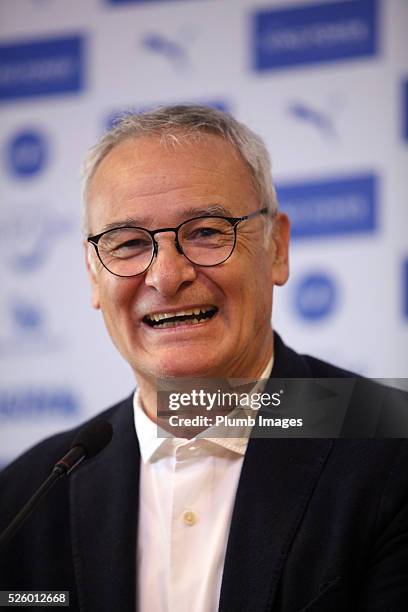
top-left (134, 355), bottom-right (274, 463)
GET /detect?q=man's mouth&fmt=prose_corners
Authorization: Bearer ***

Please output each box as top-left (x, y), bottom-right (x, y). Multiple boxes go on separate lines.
top-left (143, 306), bottom-right (218, 329)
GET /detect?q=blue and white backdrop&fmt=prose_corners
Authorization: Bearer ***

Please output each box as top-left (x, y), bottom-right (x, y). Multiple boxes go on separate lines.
top-left (1, 0), bottom-right (407, 465)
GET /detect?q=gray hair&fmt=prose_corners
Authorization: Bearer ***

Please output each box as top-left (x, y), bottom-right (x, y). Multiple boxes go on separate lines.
top-left (81, 104), bottom-right (278, 236)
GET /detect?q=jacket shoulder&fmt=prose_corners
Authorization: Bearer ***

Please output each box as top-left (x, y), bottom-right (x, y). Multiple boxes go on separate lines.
top-left (0, 395), bottom-right (133, 520)
top-left (0, 394), bottom-right (134, 593)
top-left (272, 332), bottom-right (359, 378)
top-left (272, 332), bottom-right (357, 378)
top-left (300, 353), bottom-right (356, 378)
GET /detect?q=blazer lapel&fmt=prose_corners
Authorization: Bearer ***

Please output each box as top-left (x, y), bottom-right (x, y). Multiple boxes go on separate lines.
top-left (219, 333), bottom-right (334, 612)
top-left (70, 396), bottom-right (140, 612)
top-left (218, 437), bottom-right (333, 612)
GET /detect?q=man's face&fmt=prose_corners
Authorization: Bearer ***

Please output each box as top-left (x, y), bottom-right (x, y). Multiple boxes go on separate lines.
top-left (86, 133), bottom-right (289, 382)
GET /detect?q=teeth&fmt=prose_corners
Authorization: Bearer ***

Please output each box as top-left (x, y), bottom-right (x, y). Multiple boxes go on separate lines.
top-left (156, 318), bottom-right (201, 328)
top-left (147, 307), bottom-right (214, 322)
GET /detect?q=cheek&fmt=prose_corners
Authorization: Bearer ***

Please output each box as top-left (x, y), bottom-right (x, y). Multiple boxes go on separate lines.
top-left (246, 259), bottom-right (273, 324)
top-left (97, 278), bottom-right (136, 324)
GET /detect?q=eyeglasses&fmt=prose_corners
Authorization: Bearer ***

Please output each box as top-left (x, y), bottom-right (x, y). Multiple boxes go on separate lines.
top-left (87, 207), bottom-right (269, 278)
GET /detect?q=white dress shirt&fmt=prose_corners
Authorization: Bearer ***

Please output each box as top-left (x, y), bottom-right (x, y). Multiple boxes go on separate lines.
top-left (134, 358), bottom-right (273, 612)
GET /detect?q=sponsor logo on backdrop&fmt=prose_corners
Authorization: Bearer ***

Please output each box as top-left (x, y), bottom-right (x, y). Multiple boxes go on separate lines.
top-left (0, 388), bottom-right (80, 420)
top-left (10, 299), bottom-right (44, 334)
top-left (0, 298), bottom-right (62, 357)
top-left (287, 99), bottom-right (340, 141)
top-left (0, 207), bottom-right (73, 272)
top-left (404, 259), bottom-right (408, 319)
top-left (277, 173), bottom-right (378, 239)
top-left (295, 273), bottom-right (338, 321)
top-left (106, 100), bottom-right (229, 130)
top-left (403, 81), bottom-right (408, 142)
top-left (141, 33), bottom-right (191, 70)
top-left (6, 129), bottom-right (49, 178)
top-left (0, 35), bottom-right (84, 102)
top-left (253, 0), bottom-right (378, 72)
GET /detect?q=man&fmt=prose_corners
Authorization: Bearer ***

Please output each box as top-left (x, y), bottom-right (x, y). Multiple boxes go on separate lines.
top-left (0, 105), bottom-right (407, 611)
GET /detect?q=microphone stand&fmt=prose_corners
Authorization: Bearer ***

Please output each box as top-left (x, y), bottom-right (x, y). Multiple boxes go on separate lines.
top-left (0, 448), bottom-right (85, 551)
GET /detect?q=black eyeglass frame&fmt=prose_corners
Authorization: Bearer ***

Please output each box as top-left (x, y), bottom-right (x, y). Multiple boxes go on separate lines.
top-left (87, 206), bottom-right (270, 278)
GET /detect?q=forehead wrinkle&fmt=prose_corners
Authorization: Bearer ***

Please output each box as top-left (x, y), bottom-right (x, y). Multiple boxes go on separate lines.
top-left (97, 144), bottom-right (249, 186)
top-left (117, 160), bottom-right (236, 190)
top-left (121, 179), bottom-right (217, 200)
top-left (91, 135), bottom-right (255, 202)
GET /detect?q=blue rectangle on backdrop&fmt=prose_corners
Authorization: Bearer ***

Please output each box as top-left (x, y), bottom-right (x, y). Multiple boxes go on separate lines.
top-left (276, 174), bottom-right (378, 238)
top-left (0, 36), bottom-right (84, 102)
top-left (253, 0), bottom-right (378, 71)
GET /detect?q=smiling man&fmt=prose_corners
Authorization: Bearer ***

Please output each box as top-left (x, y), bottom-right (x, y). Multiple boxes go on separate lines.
top-left (84, 120), bottom-right (289, 420)
top-left (0, 105), bottom-right (407, 612)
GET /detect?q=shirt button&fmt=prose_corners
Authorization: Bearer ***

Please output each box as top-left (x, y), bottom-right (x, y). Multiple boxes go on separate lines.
top-left (183, 511), bottom-right (197, 526)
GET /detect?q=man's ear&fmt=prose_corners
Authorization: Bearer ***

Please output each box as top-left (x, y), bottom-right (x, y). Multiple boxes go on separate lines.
top-left (270, 212), bottom-right (290, 286)
top-left (83, 241), bottom-right (101, 310)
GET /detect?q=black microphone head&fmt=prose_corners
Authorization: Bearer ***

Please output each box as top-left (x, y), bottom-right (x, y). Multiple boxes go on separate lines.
top-left (71, 419), bottom-right (113, 459)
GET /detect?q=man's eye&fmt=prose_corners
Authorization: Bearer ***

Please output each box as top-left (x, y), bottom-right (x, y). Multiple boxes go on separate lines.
top-left (115, 239), bottom-right (150, 250)
top-left (108, 238), bottom-right (152, 258)
top-left (189, 227), bottom-right (221, 239)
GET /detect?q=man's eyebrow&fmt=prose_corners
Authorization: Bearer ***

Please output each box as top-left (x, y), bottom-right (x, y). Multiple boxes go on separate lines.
top-left (99, 218), bottom-right (144, 232)
top-left (182, 204), bottom-right (233, 218)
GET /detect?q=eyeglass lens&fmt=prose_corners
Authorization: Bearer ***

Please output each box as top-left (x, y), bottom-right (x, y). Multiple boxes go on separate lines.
top-left (97, 217), bottom-right (236, 276)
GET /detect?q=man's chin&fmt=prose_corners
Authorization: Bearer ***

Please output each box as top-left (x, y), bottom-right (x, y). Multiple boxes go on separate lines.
top-left (135, 354), bottom-right (224, 380)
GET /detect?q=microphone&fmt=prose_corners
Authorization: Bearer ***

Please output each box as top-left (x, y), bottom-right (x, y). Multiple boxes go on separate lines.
top-left (54, 419), bottom-right (113, 476)
top-left (0, 419), bottom-right (113, 551)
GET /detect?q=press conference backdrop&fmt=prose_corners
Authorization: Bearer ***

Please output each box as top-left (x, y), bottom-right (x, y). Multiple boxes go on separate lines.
top-left (1, 0), bottom-right (407, 466)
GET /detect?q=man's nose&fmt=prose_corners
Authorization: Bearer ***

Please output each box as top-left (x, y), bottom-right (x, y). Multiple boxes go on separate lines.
top-left (144, 233), bottom-right (197, 296)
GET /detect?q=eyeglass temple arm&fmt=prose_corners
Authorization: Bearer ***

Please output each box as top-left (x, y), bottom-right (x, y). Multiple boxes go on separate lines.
top-left (236, 206), bottom-right (269, 223)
